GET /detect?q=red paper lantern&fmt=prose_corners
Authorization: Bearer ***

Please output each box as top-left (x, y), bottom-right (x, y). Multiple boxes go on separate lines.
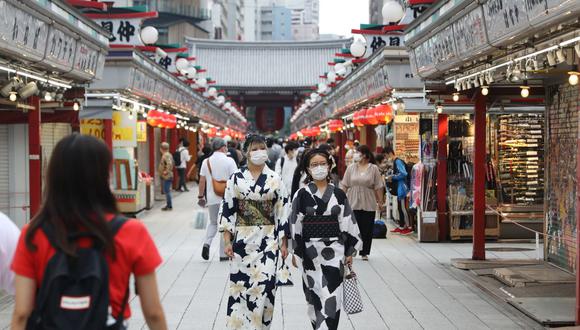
top-left (353, 110), bottom-right (364, 127)
top-left (207, 127), bottom-right (217, 138)
top-left (328, 119), bottom-right (342, 132)
top-left (147, 110), bottom-right (160, 127)
top-left (374, 104), bottom-right (394, 124)
top-left (365, 107), bottom-right (379, 125)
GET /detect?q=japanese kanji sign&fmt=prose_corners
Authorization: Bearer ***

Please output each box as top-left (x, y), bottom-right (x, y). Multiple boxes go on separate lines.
top-left (94, 18), bottom-right (144, 46)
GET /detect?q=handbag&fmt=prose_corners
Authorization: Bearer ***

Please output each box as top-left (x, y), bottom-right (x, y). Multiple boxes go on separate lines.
top-left (207, 159), bottom-right (227, 197)
top-left (343, 264), bottom-right (363, 314)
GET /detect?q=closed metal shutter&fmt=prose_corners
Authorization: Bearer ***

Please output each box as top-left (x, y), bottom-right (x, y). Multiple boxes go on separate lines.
top-left (137, 141), bottom-right (149, 176)
top-left (0, 125), bottom-right (9, 215)
top-left (41, 123), bottom-right (72, 176)
top-left (545, 84), bottom-right (579, 273)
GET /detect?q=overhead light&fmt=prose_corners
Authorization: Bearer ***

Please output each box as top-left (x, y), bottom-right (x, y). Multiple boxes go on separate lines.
top-left (556, 48), bottom-right (566, 63)
top-left (520, 80), bottom-right (530, 98)
top-left (452, 93), bottom-right (459, 102)
top-left (569, 71), bottom-right (579, 86)
top-left (473, 77), bottom-right (480, 88)
top-left (18, 81), bottom-right (38, 100)
top-left (547, 51), bottom-right (557, 66)
top-left (481, 86), bottom-right (489, 96)
top-left (435, 102), bottom-right (444, 114)
top-left (9, 91), bottom-right (17, 102)
top-left (43, 91), bottom-right (53, 101)
top-left (1, 77), bottom-right (22, 97)
top-left (73, 101), bottom-right (80, 111)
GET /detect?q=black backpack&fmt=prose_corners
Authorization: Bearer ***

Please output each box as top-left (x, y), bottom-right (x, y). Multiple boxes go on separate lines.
top-left (172, 148), bottom-right (182, 167)
top-left (27, 215), bottom-right (129, 330)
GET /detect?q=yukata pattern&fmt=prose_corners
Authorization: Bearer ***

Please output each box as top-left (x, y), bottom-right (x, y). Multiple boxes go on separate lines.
top-left (290, 183), bottom-right (362, 330)
top-left (219, 166), bottom-right (290, 330)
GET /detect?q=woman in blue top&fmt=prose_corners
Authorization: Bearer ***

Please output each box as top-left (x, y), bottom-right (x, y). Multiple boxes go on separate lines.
top-left (384, 146), bottom-right (411, 235)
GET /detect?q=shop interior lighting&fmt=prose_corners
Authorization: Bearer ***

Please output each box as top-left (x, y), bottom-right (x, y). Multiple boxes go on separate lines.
top-left (43, 91), bottom-right (52, 101)
top-left (481, 86), bottom-right (489, 96)
top-left (520, 80), bottom-right (530, 98)
top-left (9, 91), bottom-right (17, 102)
top-left (546, 51), bottom-right (557, 66)
top-left (18, 81), bottom-right (38, 100)
top-left (435, 102), bottom-right (444, 114)
top-left (569, 71), bottom-right (579, 86)
top-left (556, 49), bottom-right (566, 63)
top-left (478, 75), bottom-right (485, 86)
top-left (452, 93), bottom-right (459, 102)
top-left (473, 77), bottom-right (480, 88)
top-left (446, 36), bottom-right (580, 86)
top-left (73, 101), bottom-right (80, 111)
top-left (0, 64), bottom-right (72, 89)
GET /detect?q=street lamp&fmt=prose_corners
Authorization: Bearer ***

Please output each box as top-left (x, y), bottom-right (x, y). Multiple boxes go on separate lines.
top-left (382, 1), bottom-right (405, 24)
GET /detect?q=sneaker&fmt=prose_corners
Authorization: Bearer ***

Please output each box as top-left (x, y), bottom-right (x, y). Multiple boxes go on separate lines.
top-left (390, 227), bottom-right (403, 233)
top-left (401, 228), bottom-right (414, 236)
top-left (361, 255), bottom-right (369, 261)
top-left (202, 244), bottom-right (210, 260)
top-left (161, 206), bottom-right (172, 211)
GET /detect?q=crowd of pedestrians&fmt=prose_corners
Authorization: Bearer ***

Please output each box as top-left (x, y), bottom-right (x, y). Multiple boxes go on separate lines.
top-left (2, 132), bottom-right (413, 330)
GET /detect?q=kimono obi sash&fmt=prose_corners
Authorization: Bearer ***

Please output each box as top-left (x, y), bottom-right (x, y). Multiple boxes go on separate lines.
top-left (237, 199), bottom-right (275, 226)
top-left (302, 214), bottom-right (341, 240)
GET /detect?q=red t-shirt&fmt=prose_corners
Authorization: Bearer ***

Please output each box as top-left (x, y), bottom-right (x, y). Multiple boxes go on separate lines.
top-left (11, 215), bottom-right (162, 319)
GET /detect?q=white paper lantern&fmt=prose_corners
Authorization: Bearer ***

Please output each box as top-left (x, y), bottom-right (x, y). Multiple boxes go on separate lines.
top-left (317, 83), bottom-right (328, 94)
top-left (327, 71), bottom-right (337, 83)
top-left (185, 67), bottom-right (197, 78)
top-left (216, 95), bottom-right (226, 105)
top-left (335, 63), bottom-right (347, 76)
top-left (224, 102), bottom-right (231, 109)
top-left (382, 1), bottom-right (405, 24)
top-left (310, 93), bottom-right (319, 101)
top-left (140, 26), bottom-right (159, 45)
top-left (208, 87), bottom-right (218, 97)
top-left (350, 41), bottom-right (366, 58)
top-left (196, 78), bottom-right (207, 88)
top-left (176, 58), bottom-right (189, 71)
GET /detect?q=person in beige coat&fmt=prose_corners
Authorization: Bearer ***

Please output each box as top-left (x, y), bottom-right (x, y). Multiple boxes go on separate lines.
top-left (158, 142), bottom-right (174, 211)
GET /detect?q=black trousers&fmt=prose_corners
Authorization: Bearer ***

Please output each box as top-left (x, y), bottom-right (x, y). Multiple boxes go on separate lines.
top-left (353, 210), bottom-right (375, 256)
top-left (177, 168), bottom-right (187, 190)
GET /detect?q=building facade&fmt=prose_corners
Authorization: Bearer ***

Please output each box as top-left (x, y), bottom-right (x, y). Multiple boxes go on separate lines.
top-left (260, 6), bottom-right (292, 41)
top-left (369, 0), bottom-right (384, 25)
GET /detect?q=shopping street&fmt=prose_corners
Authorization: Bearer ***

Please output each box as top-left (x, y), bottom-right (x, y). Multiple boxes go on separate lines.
top-left (1, 187), bottom-right (543, 330)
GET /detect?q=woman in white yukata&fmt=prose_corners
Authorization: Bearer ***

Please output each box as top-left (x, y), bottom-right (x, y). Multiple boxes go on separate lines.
top-left (289, 148), bottom-right (362, 330)
top-left (219, 134), bottom-right (291, 329)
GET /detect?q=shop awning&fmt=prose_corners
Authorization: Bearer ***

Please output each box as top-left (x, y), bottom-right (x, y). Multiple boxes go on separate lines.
top-left (0, 0), bottom-right (110, 82)
top-left (404, 0), bottom-right (580, 80)
top-left (291, 46), bottom-right (424, 131)
top-left (87, 50), bottom-right (245, 131)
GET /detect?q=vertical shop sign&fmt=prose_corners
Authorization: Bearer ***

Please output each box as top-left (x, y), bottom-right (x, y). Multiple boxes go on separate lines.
top-left (136, 121), bottom-right (147, 142)
top-left (483, 0), bottom-right (529, 46)
top-left (453, 6), bottom-right (488, 58)
top-left (0, 0), bottom-right (49, 61)
top-left (45, 24), bottom-right (77, 71)
top-left (96, 18), bottom-right (141, 44)
top-left (112, 111), bottom-right (137, 148)
top-left (74, 41), bottom-right (101, 79)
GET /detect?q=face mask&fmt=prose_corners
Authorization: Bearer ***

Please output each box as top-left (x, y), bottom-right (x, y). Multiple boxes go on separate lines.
top-left (353, 153), bottom-right (362, 162)
top-left (310, 165), bottom-right (329, 181)
top-left (250, 149), bottom-right (269, 165)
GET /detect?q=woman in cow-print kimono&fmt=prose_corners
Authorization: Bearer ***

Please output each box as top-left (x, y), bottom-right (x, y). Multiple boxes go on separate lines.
top-left (290, 148), bottom-right (362, 330)
top-left (220, 134), bottom-right (290, 329)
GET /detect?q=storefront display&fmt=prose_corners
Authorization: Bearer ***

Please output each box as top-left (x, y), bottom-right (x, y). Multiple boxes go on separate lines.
top-left (394, 114), bottom-right (420, 163)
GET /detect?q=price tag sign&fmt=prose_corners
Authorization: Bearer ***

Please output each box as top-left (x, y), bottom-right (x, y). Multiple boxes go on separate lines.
top-left (80, 119), bottom-right (106, 140)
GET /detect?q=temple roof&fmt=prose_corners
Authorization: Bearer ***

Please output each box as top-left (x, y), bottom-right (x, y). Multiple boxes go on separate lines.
top-left (185, 38), bottom-right (351, 90)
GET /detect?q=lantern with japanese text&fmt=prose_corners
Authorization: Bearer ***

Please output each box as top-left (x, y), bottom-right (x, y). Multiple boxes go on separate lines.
top-left (374, 104), bottom-right (394, 124)
top-left (353, 110), bottom-right (364, 127)
top-left (365, 107), bottom-right (379, 125)
top-left (328, 119), bottom-right (343, 132)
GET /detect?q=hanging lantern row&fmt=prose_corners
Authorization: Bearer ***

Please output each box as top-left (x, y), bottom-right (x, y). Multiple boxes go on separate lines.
top-left (328, 119), bottom-right (344, 132)
top-left (147, 110), bottom-right (177, 129)
top-left (300, 126), bottom-right (321, 137)
top-left (205, 126), bottom-right (245, 139)
top-left (353, 104), bottom-right (394, 127)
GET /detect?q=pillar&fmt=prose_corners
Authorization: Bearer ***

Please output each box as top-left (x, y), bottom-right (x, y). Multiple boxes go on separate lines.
top-left (160, 128), bottom-right (166, 143)
top-left (472, 92), bottom-right (487, 260)
top-left (437, 114), bottom-right (448, 241)
top-left (28, 96), bottom-right (41, 218)
top-left (103, 119), bottom-right (113, 150)
top-left (148, 126), bottom-right (155, 177)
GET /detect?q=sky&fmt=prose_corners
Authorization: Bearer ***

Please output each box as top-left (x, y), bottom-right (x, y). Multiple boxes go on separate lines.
top-left (319, 0), bottom-right (370, 38)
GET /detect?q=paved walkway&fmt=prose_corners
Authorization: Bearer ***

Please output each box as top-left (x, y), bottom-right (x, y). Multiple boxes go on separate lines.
top-left (0, 185), bottom-right (543, 330)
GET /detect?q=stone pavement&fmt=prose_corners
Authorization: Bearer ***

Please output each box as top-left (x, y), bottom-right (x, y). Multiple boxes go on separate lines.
top-left (0, 185), bottom-right (544, 330)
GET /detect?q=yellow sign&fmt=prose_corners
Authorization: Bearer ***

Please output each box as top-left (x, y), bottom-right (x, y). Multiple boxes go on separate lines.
top-left (80, 119), bottom-right (105, 140)
top-left (136, 121), bottom-right (147, 142)
top-left (112, 111), bottom-right (137, 148)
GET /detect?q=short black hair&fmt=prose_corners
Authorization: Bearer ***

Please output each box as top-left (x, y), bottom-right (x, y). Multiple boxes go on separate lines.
top-left (285, 140), bottom-right (300, 153)
top-left (383, 146), bottom-right (395, 155)
top-left (318, 143), bottom-right (333, 153)
top-left (357, 144), bottom-right (376, 164)
top-left (244, 134), bottom-right (266, 152)
top-left (326, 138), bottom-right (335, 145)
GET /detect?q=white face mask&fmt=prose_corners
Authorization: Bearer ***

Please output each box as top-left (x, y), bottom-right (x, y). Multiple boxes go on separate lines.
top-left (250, 149), bottom-right (269, 165)
top-left (310, 165), bottom-right (329, 181)
top-left (353, 153), bottom-right (362, 162)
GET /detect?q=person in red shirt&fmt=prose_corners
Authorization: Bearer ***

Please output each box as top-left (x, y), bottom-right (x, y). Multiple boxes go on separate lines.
top-left (10, 134), bottom-right (167, 330)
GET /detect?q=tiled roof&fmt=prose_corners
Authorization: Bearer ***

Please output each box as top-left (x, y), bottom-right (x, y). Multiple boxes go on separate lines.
top-left (185, 38), bottom-right (351, 89)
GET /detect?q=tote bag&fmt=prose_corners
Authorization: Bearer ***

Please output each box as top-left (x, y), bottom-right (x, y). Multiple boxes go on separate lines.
top-left (343, 265), bottom-right (363, 314)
